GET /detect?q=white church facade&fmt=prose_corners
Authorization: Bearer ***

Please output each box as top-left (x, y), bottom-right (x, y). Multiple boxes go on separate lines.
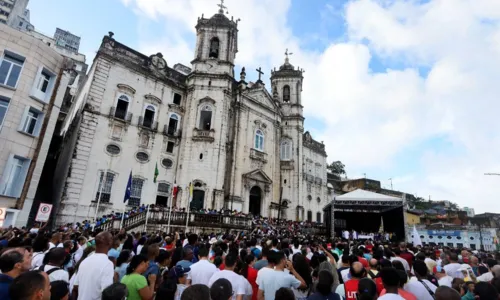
top-left (56, 7), bottom-right (329, 224)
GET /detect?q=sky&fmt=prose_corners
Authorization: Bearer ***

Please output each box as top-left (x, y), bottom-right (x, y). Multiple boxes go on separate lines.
top-left (28, 0), bottom-right (500, 213)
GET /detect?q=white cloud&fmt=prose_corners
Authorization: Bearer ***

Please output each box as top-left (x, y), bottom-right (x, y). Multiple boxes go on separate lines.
top-left (122, 0), bottom-right (500, 213)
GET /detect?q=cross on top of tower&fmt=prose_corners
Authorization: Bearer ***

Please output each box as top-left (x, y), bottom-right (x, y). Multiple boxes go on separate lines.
top-left (285, 48), bottom-right (293, 59)
top-left (256, 67), bottom-right (264, 82)
top-left (217, 0), bottom-right (227, 14)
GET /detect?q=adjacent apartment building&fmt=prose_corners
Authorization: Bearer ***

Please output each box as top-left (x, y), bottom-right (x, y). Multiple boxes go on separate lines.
top-left (0, 0), bottom-right (33, 32)
top-left (0, 23), bottom-right (72, 226)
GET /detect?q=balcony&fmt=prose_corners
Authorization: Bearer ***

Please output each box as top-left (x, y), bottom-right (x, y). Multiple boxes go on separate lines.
top-left (192, 128), bottom-right (215, 142)
top-left (168, 103), bottom-right (185, 114)
top-left (304, 173), bottom-right (314, 183)
top-left (280, 160), bottom-right (294, 170)
top-left (163, 125), bottom-right (182, 138)
top-left (109, 106), bottom-right (132, 123)
top-left (138, 116), bottom-right (158, 132)
top-left (250, 148), bottom-right (268, 163)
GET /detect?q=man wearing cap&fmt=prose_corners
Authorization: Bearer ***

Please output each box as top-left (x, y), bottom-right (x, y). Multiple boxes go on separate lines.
top-left (187, 245), bottom-right (218, 286)
top-left (169, 265), bottom-right (191, 299)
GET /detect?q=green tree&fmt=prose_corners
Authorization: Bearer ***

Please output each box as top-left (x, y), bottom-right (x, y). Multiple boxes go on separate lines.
top-left (327, 161), bottom-right (346, 177)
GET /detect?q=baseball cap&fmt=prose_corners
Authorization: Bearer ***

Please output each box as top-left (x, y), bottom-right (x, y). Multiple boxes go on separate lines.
top-left (210, 278), bottom-right (233, 300)
top-left (168, 265), bottom-right (191, 279)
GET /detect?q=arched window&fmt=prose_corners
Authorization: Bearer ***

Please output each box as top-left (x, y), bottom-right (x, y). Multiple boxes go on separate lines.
top-left (316, 212), bottom-right (321, 223)
top-left (209, 37), bottom-right (220, 59)
top-left (115, 95), bottom-right (129, 119)
top-left (307, 210), bottom-right (312, 222)
top-left (283, 85), bottom-right (290, 102)
top-left (254, 129), bottom-right (264, 151)
top-left (199, 105), bottom-right (213, 130)
top-left (142, 104), bottom-right (155, 128)
top-left (167, 114), bottom-right (179, 134)
top-left (280, 139), bottom-right (292, 160)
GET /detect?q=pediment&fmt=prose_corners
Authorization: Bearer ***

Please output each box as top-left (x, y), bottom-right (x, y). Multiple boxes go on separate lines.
top-left (145, 94), bottom-right (162, 104)
top-left (199, 96), bottom-right (216, 105)
top-left (242, 87), bottom-right (277, 112)
top-left (243, 169), bottom-right (273, 184)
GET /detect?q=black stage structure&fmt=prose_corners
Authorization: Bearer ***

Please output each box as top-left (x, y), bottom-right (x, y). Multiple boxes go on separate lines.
top-left (323, 189), bottom-right (406, 239)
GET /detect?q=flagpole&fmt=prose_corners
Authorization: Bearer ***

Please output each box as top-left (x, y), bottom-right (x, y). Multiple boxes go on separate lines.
top-left (167, 184), bottom-right (175, 234)
top-left (120, 207), bottom-right (125, 230)
top-left (144, 204), bottom-right (150, 230)
top-left (185, 183), bottom-right (192, 232)
top-left (92, 159), bottom-right (112, 231)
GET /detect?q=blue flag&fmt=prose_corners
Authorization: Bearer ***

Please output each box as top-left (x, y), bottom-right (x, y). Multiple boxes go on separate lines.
top-left (124, 171), bottom-right (132, 203)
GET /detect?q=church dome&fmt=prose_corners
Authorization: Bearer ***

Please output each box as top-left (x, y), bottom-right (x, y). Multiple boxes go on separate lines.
top-left (196, 12), bottom-right (238, 30)
top-left (279, 57), bottom-right (295, 71)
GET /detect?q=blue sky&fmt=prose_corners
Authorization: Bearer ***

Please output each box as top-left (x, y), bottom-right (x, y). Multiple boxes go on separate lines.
top-left (28, 0), bottom-right (500, 212)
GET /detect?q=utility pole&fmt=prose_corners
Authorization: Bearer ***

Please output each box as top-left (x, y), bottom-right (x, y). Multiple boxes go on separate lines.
top-left (388, 178), bottom-right (393, 190)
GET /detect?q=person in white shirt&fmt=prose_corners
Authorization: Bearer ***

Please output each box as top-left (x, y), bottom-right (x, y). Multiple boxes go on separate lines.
top-left (256, 251), bottom-right (306, 300)
top-left (73, 236), bottom-right (88, 265)
top-left (435, 265), bottom-right (453, 287)
top-left (443, 253), bottom-right (463, 279)
top-left (378, 268), bottom-right (405, 300)
top-left (73, 232), bottom-right (114, 300)
top-left (48, 233), bottom-right (61, 249)
top-left (390, 249), bottom-right (410, 272)
top-left (343, 230), bottom-right (350, 240)
top-left (208, 254), bottom-right (252, 300)
top-left (352, 230), bottom-right (358, 240)
top-left (37, 248), bottom-right (70, 283)
top-left (477, 259), bottom-right (497, 282)
top-left (404, 261), bottom-right (437, 300)
top-left (187, 245), bottom-right (218, 286)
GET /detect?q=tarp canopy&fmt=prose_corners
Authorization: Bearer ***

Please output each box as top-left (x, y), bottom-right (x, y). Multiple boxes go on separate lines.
top-left (335, 189), bottom-right (402, 202)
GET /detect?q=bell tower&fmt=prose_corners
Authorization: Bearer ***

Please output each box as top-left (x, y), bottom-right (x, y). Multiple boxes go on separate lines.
top-left (271, 49), bottom-right (304, 118)
top-left (176, 2), bottom-right (240, 211)
top-left (192, 0), bottom-right (239, 76)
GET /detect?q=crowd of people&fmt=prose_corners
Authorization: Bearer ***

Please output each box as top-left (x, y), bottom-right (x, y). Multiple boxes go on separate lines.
top-left (1, 222), bottom-right (500, 300)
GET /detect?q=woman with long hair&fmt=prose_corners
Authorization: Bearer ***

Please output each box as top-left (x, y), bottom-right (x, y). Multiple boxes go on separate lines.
top-left (292, 254), bottom-right (313, 300)
top-left (115, 250), bottom-right (132, 281)
top-left (120, 254), bottom-right (156, 300)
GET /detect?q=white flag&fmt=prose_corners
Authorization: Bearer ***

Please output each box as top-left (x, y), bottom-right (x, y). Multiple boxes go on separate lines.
top-left (412, 225), bottom-right (422, 247)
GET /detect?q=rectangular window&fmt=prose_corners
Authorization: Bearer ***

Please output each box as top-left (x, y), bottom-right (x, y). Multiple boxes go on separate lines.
top-left (95, 171), bottom-right (115, 203)
top-left (307, 211), bottom-right (312, 222)
top-left (0, 155), bottom-right (30, 197)
top-left (173, 93), bottom-right (182, 105)
top-left (0, 96), bottom-right (9, 128)
top-left (166, 141), bottom-right (174, 153)
top-left (20, 107), bottom-right (42, 136)
top-left (31, 67), bottom-right (55, 102)
top-left (316, 212), bottom-right (321, 223)
top-left (0, 51), bottom-right (25, 88)
top-left (129, 178), bottom-right (144, 207)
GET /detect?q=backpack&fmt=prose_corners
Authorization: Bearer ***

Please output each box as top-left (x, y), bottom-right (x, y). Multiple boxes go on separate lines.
top-left (38, 264), bottom-right (62, 275)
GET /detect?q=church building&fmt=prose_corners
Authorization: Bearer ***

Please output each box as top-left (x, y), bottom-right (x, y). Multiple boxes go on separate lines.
top-left (56, 5), bottom-right (329, 224)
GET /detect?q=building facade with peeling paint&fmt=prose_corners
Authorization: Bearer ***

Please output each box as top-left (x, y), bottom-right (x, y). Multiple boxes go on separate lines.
top-left (55, 8), bottom-right (329, 224)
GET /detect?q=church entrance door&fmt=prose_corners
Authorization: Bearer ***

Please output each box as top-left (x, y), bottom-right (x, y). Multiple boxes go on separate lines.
top-left (191, 190), bottom-right (205, 210)
top-left (249, 186), bottom-right (262, 216)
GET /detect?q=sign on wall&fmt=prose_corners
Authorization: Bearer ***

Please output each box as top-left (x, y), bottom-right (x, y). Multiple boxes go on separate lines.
top-left (427, 230), bottom-right (461, 237)
top-left (0, 208), bottom-right (6, 227)
top-left (35, 203), bottom-right (53, 222)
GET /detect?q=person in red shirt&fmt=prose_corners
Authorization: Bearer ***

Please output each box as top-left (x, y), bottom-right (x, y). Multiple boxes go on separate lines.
top-left (356, 249), bottom-right (369, 269)
top-left (344, 262), bottom-right (366, 300)
top-left (399, 242), bottom-right (415, 269)
top-left (240, 254), bottom-right (258, 300)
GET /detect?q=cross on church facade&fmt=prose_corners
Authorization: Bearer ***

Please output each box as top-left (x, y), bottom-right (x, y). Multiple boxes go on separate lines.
top-left (217, 0), bottom-right (227, 13)
top-left (285, 48), bottom-right (293, 59)
top-left (256, 67), bottom-right (264, 81)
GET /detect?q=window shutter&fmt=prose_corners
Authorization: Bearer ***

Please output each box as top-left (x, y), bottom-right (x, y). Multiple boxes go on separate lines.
top-left (18, 106), bottom-right (30, 132)
top-left (16, 158), bottom-right (31, 197)
top-left (31, 66), bottom-right (46, 101)
top-left (0, 154), bottom-right (15, 196)
top-left (33, 111), bottom-right (44, 137)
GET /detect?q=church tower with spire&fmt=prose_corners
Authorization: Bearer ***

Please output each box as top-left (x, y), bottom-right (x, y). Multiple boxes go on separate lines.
top-left (175, 1), bottom-right (239, 211)
top-left (271, 52), bottom-right (307, 220)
